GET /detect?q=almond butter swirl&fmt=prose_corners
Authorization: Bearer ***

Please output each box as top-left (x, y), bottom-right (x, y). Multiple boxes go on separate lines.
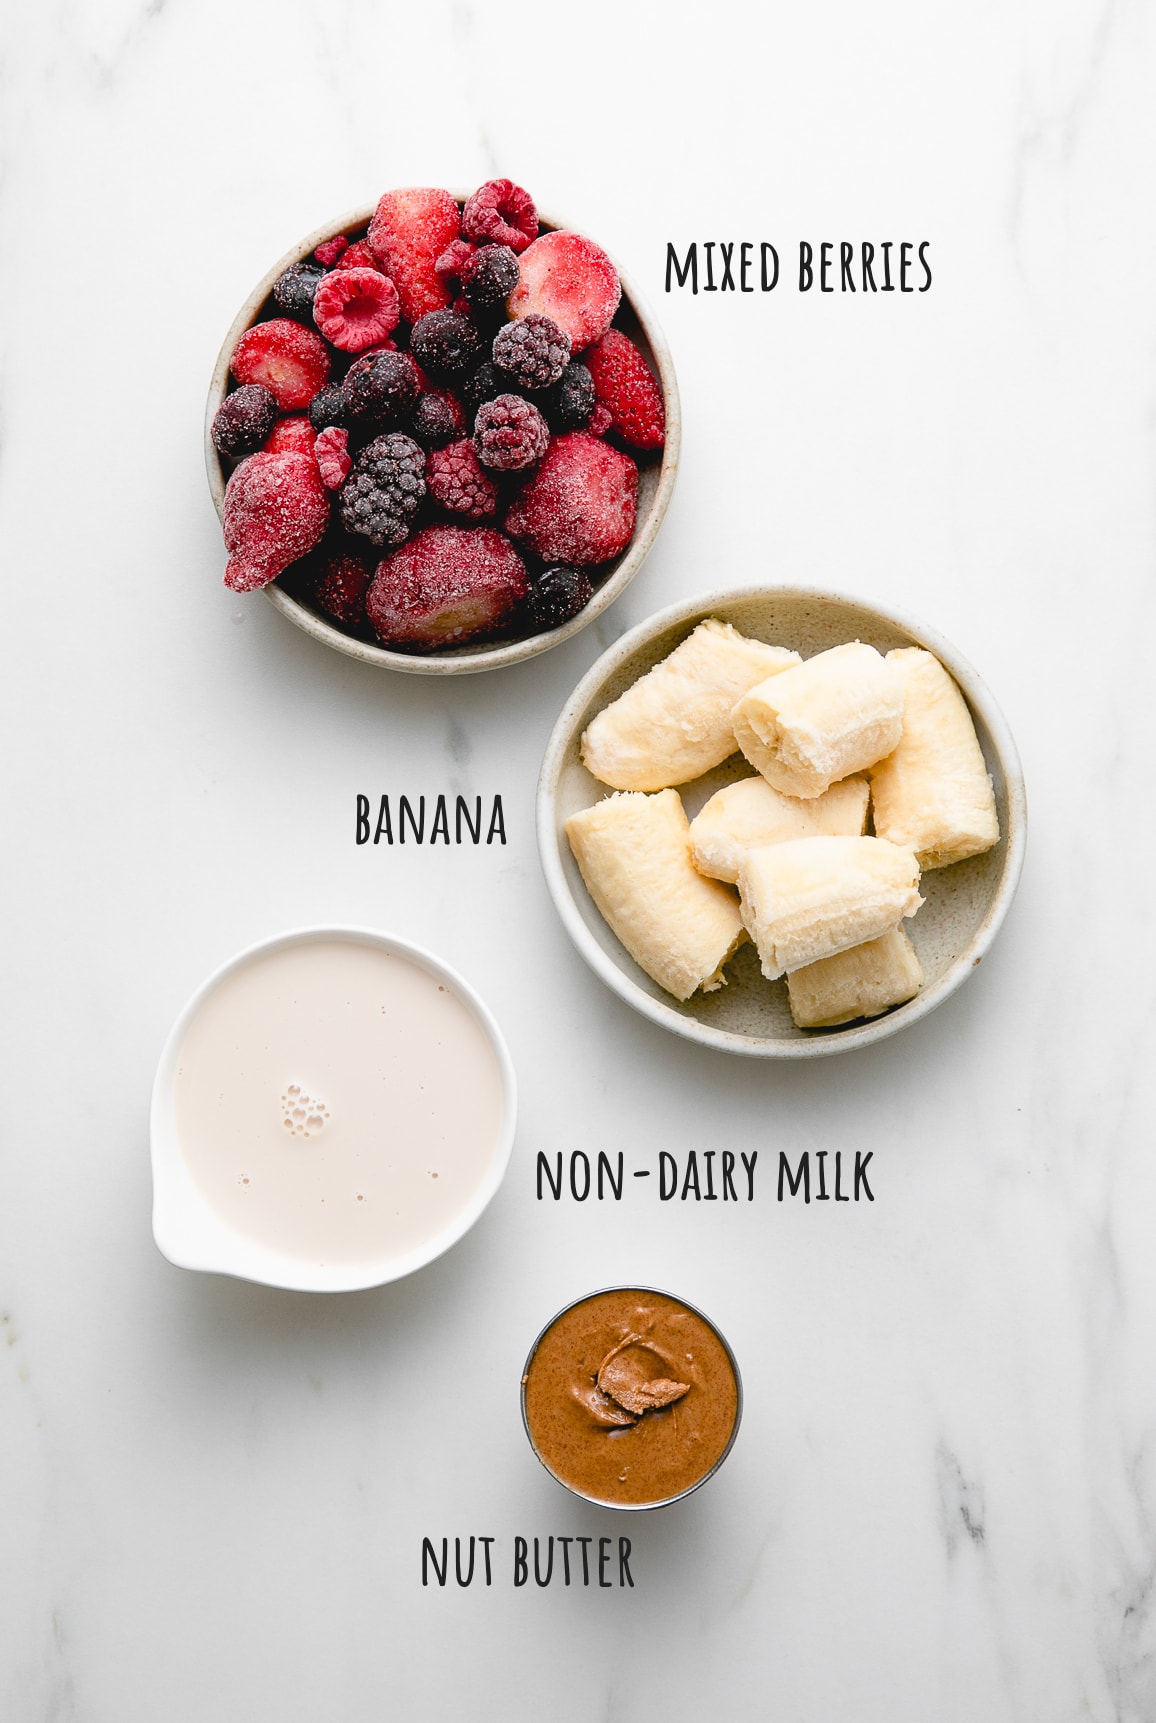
top-left (522, 1289), bottom-right (740, 1508)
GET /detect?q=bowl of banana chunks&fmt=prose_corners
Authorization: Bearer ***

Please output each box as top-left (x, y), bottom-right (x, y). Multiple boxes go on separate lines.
top-left (537, 587), bottom-right (1026, 1057)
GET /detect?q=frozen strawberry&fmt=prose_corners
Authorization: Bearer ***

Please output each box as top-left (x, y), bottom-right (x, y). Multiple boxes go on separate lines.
top-left (426, 440), bottom-right (499, 519)
top-left (588, 402), bottom-right (613, 436)
top-left (314, 550), bottom-right (371, 626)
top-left (367, 525), bottom-right (528, 650)
top-left (504, 432), bottom-right (636, 566)
top-left (264, 416), bottom-right (316, 456)
top-left (230, 318), bottom-right (331, 411)
top-left (222, 451), bottom-right (329, 593)
top-left (586, 328), bottom-right (665, 449)
top-left (314, 234), bottom-right (350, 267)
top-left (367, 187), bottom-right (461, 324)
top-left (312, 267), bottom-right (400, 352)
top-left (507, 232), bottom-right (621, 352)
top-left (314, 426), bottom-right (351, 489)
top-left (462, 180), bottom-right (537, 254)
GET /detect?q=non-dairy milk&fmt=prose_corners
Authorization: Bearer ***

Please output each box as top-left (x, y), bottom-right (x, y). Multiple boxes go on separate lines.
top-left (173, 936), bottom-right (505, 1268)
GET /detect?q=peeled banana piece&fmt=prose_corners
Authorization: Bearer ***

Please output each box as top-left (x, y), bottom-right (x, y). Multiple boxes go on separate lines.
top-left (738, 834), bottom-right (923, 979)
top-left (731, 641), bottom-right (904, 799)
top-left (581, 620), bottom-right (800, 792)
top-left (689, 775), bottom-right (870, 883)
top-left (786, 927), bottom-right (924, 1028)
top-left (870, 648), bottom-right (999, 869)
top-left (565, 791), bottom-right (747, 1001)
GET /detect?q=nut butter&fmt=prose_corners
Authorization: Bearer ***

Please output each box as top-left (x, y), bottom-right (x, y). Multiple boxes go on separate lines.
top-left (521, 1288), bottom-right (741, 1508)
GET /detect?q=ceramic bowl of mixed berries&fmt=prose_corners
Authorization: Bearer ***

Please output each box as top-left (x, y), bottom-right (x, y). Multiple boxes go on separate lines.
top-left (206, 180), bottom-right (680, 673)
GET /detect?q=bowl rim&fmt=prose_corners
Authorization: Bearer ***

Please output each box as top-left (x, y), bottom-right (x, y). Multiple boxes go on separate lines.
top-left (537, 583), bottom-right (1028, 1059)
top-left (149, 923), bottom-right (518, 1291)
top-left (519, 1284), bottom-right (744, 1512)
top-left (205, 194), bottom-right (681, 675)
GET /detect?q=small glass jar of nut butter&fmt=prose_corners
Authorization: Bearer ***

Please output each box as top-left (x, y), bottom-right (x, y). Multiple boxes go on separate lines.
top-left (521, 1287), bottom-right (742, 1510)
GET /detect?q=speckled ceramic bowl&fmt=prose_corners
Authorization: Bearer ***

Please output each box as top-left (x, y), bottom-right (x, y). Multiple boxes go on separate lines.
top-left (206, 195), bottom-right (680, 675)
top-left (538, 587), bottom-right (1027, 1058)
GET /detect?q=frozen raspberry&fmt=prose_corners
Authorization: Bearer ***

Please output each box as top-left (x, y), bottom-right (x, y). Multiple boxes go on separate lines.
top-left (410, 310), bottom-right (483, 380)
top-left (367, 187), bottom-right (461, 324)
top-left (264, 416), bottom-right (316, 456)
top-left (586, 328), bottom-right (665, 449)
top-left (340, 240), bottom-right (380, 271)
top-left (343, 351), bottom-right (421, 427)
top-left (230, 318), bottom-right (331, 411)
top-left (314, 426), bottom-right (351, 489)
top-left (462, 180), bottom-right (537, 254)
top-left (461, 244), bottom-right (521, 310)
top-left (314, 550), bottom-right (371, 626)
top-left (367, 525), bottom-right (529, 650)
top-left (526, 564), bottom-right (594, 630)
top-left (474, 394), bottom-right (549, 472)
top-left (412, 392), bottom-right (461, 450)
top-left (505, 432), bottom-right (637, 565)
top-left (272, 263), bottom-right (326, 319)
top-left (314, 234), bottom-right (350, 267)
top-left (436, 238), bottom-right (477, 284)
top-left (308, 383), bottom-right (347, 431)
top-left (588, 402), bottom-right (614, 436)
top-left (492, 313), bottom-right (571, 389)
top-left (222, 451), bottom-right (329, 592)
top-left (426, 440), bottom-right (499, 520)
top-left (461, 362), bottom-right (508, 423)
top-left (212, 384), bottom-right (278, 457)
top-left (542, 362), bottom-right (595, 431)
top-left (508, 232), bottom-right (621, 351)
top-left (312, 267), bottom-right (400, 352)
top-left (339, 432), bottom-right (425, 548)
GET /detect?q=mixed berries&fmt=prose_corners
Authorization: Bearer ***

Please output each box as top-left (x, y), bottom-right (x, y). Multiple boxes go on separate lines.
top-left (211, 179), bottom-right (666, 651)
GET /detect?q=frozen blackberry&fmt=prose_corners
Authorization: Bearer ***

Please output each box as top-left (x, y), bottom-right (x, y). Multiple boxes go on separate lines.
top-left (412, 392), bottom-right (459, 450)
top-left (272, 262), bottom-right (326, 318)
top-left (492, 313), bottom-right (571, 390)
top-left (526, 564), bottom-right (594, 630)
top-left (308, 383), bottom-right (348, 432)
top-left (410, 309), bottom-right (483, 380)
top-left (461, 244), bottom-right (520, 311)
top-left (461, 361), bottom-right (508, 424)
top-left (543, 362), bottom-right (595, 431)
top-left (474, 394), bottom-right (549, 472)
top-left (343, 351), bottom-right (421, 427)
top-left (212, 384), bottom-right (279, 457)
top-left (339, 432), bottom-right (426, 548)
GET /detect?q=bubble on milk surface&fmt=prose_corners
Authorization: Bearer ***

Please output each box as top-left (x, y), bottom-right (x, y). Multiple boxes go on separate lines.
top-left (280, 1084), bottom-right (330, 1139)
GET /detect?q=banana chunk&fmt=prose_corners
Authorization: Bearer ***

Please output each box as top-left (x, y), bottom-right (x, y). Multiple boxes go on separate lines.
top-left (731, 641), bottom-right (904, 798)
top-left (581, 619), bottom-right (799, 791)
top-left (786, 928), bottom-right (924, 1028)
top-left (689, 775), bottom-right (869, 884)
top-left (566, 791), bottom-right (746, 1001)
top-left (738, 834), bottom-right (923, 979)
top-left (870, 648), bottom-right (1000, 869)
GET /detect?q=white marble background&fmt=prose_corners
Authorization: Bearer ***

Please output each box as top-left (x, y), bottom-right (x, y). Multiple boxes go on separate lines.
top-left (2, 0), bottom-right (1155, 1717)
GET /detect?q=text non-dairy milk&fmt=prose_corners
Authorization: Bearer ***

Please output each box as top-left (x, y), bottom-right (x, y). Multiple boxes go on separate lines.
top-left (173, 936), bottom-right (505, 1268)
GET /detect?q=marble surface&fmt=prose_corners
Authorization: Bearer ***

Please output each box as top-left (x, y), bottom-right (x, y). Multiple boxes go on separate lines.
top-left (2, 1), bottom-right (1155, 1718)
